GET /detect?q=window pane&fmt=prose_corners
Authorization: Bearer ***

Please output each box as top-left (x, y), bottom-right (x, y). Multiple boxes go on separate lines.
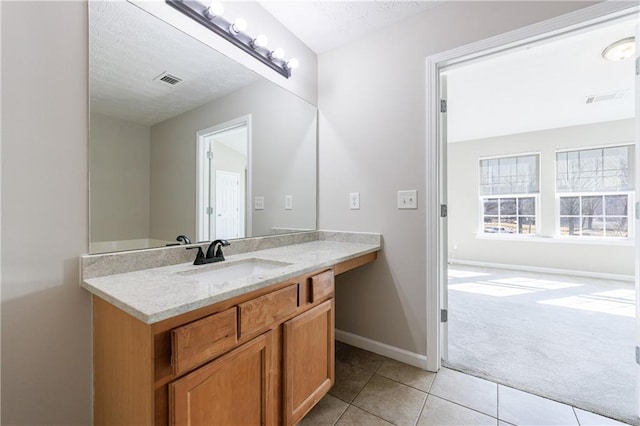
top-left (500, 217), bottom-right (516, 233)
top-left (500, 198), bottom-right (516, 215)
top-left (483, 217), bottom-right (500, 233)
top-left (483, 199), bottom-right (499, 215)
top-left (581, 216), bottom-right (604, 236)
top-left (518, 217), bottom-right (536, 234)
top-left (605, 195), bottom-right (627, 216)
top-left (581, 196), bottom-right (603, 216)
top-left (518, 155), bottom-right (538, 192)
top-left (560, 197), bottom-right (579, 215)
top-left (560, 217), bottom-right (580, 236)
top-left (577, 171), bottom-right (602, 191)
top-left (579, 149), bottom-right (602, 172)
top-left (556, 152), bottom-right (567, 175)
top-left (518, 197), bottom-right (535, 215)
top-left (567, 151), bottom-right (580, 174)
top-left (603, 146), bottom-right (627, 172)
top-left (605, 218), bottom-right (628, 238)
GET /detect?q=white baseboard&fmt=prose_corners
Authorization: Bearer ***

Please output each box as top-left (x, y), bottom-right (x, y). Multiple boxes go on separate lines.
top-left (449, 259), bottom-right (634, 282)
top-left (335, 329), bottom-right (429, 370)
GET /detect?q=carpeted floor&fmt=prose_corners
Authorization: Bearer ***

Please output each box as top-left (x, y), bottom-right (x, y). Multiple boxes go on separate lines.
top-left (446, 264), bottom-right (637, 425)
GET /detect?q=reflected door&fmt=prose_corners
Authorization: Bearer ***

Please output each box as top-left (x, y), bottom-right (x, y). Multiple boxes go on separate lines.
top-left (216, 170), bottom-right (241, 239)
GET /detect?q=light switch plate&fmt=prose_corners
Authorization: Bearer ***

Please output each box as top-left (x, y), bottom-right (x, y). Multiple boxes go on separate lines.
top-left (285, 195), bottom-right (293, 210)
top-left (254, 196), bottom-right (265, 210)
top-left (398, 190), bottom-right (417, 209)
top-left (349, 192), bottom-right (360, 210)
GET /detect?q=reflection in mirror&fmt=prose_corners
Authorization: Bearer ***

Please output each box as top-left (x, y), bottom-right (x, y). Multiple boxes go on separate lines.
top-left (89, 1), bottom-right (317, 254)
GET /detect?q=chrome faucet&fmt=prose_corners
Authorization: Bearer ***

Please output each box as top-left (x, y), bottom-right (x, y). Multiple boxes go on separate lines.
top-left (187, 239), bottom-right (230, 265)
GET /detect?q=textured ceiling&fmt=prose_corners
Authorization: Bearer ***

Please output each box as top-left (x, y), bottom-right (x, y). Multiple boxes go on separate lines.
top-left (445, 16), bottom-right (637, 142)
top-left (89, 1), bottom-right (261, 126)
top-left (258, 0), bottom-right (439, 53)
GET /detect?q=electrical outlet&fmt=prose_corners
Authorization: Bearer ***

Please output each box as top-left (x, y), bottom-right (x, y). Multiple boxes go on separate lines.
top-left (285, 195), bottom-right (293, 210)
top-left (254, 196), bottom-right (264, 210)
top-left (349, 192), bottom-right (360, 210)
top-left (398, 190), bottom-right (417, 209)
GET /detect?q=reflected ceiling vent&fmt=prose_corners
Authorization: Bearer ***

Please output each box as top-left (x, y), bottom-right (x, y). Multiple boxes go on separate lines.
top-left (585, 89), bottom-right (629, 104)
top-left (153, 72), bottom-right (182, 86)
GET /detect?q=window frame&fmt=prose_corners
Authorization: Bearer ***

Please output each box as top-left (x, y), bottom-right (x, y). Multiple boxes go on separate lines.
top-left (478, 152), bottom-right (541, 237)
top-left (478, 194), bottom-right (541, 236)
top-left (555, 191), bottom-right (634, 240)
top-left (554, 143), bottom-right (635, 241)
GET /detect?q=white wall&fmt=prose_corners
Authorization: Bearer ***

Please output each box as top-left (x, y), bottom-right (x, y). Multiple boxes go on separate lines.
top-left (90, 113), bottom-right (150, 242)
top-left (1, 2), bottom-right (91, 424)
top-left (318, 1), bottom-right (598, 356)
top-left (150, 78), bottom-right (317, 242)
top-left (448, 119), bottom-right (635, 277)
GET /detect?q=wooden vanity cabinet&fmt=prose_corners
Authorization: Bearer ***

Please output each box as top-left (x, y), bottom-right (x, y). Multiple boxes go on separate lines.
top-left (92, 253), bottom-right (376, 426)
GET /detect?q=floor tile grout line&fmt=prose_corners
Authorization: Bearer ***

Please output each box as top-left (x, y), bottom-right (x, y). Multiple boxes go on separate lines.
top-left (375, 370), bottom-right (435, 395)
top-left (425, 393), bottom-right (499, 421)
top-left (413, 392), bottom-right (430, 426)
top-left (331, 402), bottom-right (350, 426)
top-left (572, 406), bottom-right (581, 426)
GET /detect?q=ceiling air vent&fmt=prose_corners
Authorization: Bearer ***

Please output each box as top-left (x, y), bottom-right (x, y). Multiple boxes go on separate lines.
top-left (585, 89), bottom-right (629, 104)
top-left (153, 72), bottom-right (182, 86)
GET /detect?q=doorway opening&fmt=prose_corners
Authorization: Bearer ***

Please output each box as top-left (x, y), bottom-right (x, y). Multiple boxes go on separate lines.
top-left (426, 3), bottom-right (639, 424)
top-left (196, 115), bottom-right (251, 242)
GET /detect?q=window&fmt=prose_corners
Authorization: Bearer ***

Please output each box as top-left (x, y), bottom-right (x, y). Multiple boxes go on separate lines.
top-left (556, 145), bottom-right (634, 238)
top-left (479, 154), bottom-right (539, 235)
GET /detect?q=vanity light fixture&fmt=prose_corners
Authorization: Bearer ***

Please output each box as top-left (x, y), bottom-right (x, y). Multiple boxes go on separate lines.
top-left (166, 0), bottom-right (299, 78)
top-left (601, 36), bottom-right (636, 62)
top-left (230, 17), bottom-right (247, 35)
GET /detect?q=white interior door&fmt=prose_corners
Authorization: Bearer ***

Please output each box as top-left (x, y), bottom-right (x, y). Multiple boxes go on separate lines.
top-left (440, 72), bottom-right (449, 362)
top-left (634, 22), bottom-right (640, 417)
top-left (215, 170), bottom-right (241, 239)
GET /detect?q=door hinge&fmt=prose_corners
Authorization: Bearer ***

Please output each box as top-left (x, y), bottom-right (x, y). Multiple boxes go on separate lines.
top-left (441, 309), bottom-right (448, 323)
top-left (440, 99), bottom-right (447, 113)
top-left (207, 151), bottom-right (213, 160)
top-left (206, 206), bottom-right (213, 215)
top-left (636, 202), bottom-right (639, 220)
top-left (440, 204), bottom-right (447, 218)
top-left (636, 57), bottom-right (639, 76)
top-left (636, 346), bottom-right (640, 366)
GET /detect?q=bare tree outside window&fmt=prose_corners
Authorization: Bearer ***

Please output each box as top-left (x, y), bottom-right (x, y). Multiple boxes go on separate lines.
top-left (556, 145), bottom-right (633, 238)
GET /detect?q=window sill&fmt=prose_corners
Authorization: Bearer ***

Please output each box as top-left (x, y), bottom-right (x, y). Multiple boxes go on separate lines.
top-left (474, 233), bottom-right (635, 246)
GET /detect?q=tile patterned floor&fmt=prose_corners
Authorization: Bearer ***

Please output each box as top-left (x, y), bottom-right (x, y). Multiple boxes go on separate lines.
top-left (299, 342), bottom-right (631, 426)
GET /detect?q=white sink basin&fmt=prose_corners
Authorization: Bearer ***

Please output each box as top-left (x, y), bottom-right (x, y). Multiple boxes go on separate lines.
top-left (180, 258), bottom-right (291, 284)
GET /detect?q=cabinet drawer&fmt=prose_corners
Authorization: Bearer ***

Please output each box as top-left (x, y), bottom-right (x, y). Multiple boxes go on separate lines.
top-left (311, 270), bottom-right (335, 303)
top-left (172, 307), bottom-right (237, 376)
top-left (239, 284), bottom-right (298, 338)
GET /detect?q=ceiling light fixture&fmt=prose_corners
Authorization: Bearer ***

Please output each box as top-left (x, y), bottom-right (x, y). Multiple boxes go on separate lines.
top-left (601, 37), bottom-right (636, 62)
top-left (166, 0), bottom-right (299, 78)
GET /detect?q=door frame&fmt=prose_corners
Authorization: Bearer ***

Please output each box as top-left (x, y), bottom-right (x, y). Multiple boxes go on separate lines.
top-left (425, 2), bottom-right (640, 373)
top-left (196, 115), bottom-right (252, 242)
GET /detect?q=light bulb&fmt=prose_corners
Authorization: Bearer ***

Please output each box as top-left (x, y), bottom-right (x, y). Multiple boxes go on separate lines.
top-left (230, 17), bottom-right (247, 34)
top-left (252, 34), bottom-right (268, 49)
top-left (270, 48), bottom-right (285, 60)
top-left (204, 0), bottom-right (224, 19)
top-left (286, 58), bottom-right (299, 70)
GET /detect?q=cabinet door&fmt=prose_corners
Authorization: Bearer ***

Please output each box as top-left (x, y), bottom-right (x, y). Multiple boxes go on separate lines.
top-left (283, 299), bottom-right (335, 425)
top-left (170, 331), bottom-right (275, 426)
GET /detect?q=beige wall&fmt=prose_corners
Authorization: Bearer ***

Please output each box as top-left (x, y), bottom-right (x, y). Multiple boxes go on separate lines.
top-left (90, 113), bottom-right (151, 242)
top-left (448, 119), bottom-right (635, 277)
top-left (1, 2), bottom-right (91, 424)
top-left (150, 79), bottom-right (317, 242)
top-left (318, 1), bottom-right (598, 355)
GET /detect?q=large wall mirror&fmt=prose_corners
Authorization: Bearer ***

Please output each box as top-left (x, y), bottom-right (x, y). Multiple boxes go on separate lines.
top-left (89, 1), bottom-right (317, 254)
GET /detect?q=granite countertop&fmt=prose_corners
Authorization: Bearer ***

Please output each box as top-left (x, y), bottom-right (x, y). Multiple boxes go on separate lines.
top-left (81, 239), bottom-right (380, 324)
